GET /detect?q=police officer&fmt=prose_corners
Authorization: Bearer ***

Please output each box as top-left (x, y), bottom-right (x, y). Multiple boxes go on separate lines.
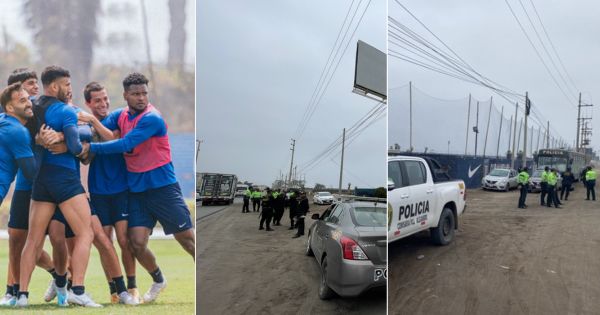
top-left (560, 168), bottom-right (575, 201)
top-left (288, 190), bottom-right (298, 230)
top-left (540, 166), bottom-right (550, 206)
top-left (259, 188), bottom-right (274, 231)
top-left (252, 188), bottom-right (262, 212)
top-left (518, 167), bottom-right (530, 209)
top-left (273, 189), bottom-right (285, 226)
top-left (292, 192), bottom-right (309, 238)
top-left (546, 168), bottom-right (560, 208)
top-left (242, 186), bottom-right (252, 213)
top-left (585, 166), bottom-right (597, 201)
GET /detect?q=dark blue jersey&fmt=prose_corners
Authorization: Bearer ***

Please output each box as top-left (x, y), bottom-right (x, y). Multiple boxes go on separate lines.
top-left (0, 114), bottom-right (34, 198)
top-left (88, 114), bottom-right (128, 195)
top-left (36, 97), bottom-right (81, 170)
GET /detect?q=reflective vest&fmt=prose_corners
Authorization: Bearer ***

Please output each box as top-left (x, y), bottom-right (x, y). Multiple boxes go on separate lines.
top-left (252, 191), bottom-right (261, 198)
top-left (244, 189), bottom-right (252, 197)
top-left (272, 192), bottom-right (279, 198)
top-left (117, 104), bottom-right (171, 173)
top-left (541, 171), bottom-right (549, 183)
top-left (586, 170), bottom-right (597, 181)
top-left (518, 171), bottom-right (529, 184)
top-left (547, 172), bottom-right (558, 186)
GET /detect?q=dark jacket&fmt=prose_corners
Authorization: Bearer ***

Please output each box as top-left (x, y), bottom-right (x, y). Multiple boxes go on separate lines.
top-left (562, 171), bottom-right (575, 186)
top-left (298, 198), bottom-right (309, 217)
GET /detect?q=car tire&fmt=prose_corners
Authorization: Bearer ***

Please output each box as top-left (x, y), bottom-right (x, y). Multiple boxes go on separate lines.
top-left (504, 185), bottom-right (509, 192)
top-left (305, 232), bottom-right (314, 256)
top-left (431, 207), bottom-right (455, 246)
top-left (319, 256), bottom-right (336, 300)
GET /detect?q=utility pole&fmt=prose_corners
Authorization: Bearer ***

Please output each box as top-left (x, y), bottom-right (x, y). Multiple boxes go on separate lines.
top-left (507, 115), bottom-right (513, 157)
top-left (576, 92), bottom-right (593, 152)
top-left (287, 139), bottom-right (296, 189)
top-left (523, 92), bottom-right (529, 166)
top-left (474, 101), bottom-right (480, 156)
top-left (195, 139), bottom-right (203, 168)
top-left (338, 128), bottom-right (346, 195)
top-left (546, 121), bottom-right (550, 148)
top-left (496, 106), bottom-right (504, 158)
top-left (409, 81), bottom-right (413, 151)
top-left (483, 97), bottom-right (492, 157)
top-left (511, 102), bottom-right (518, 168)
top-left (465, 94), bottom-right (471, 155)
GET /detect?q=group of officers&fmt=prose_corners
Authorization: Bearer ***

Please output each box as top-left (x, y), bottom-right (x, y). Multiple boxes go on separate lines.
top-left (517, 165), bottom-right (597, 208)
top-left (242, 187), bottom-right (310, 238)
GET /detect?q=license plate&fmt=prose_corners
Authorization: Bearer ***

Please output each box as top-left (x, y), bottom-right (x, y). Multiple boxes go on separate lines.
top-left (374, 268), bottom-right (387, 281)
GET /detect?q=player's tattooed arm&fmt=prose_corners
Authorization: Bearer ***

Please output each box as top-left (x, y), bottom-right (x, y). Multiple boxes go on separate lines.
top-left (78, 111), bottom-right (119, 141)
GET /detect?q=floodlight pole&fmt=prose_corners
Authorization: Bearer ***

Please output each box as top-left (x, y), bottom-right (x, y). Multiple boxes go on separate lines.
top-left (338, 128), bottom-right (346, 195)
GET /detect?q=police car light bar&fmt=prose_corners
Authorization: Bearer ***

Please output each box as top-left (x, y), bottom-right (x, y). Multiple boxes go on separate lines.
top-left (335, 194), bottom-right (386, 203)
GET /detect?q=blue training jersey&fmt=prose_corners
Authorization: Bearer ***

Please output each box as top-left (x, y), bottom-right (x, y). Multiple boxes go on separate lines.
top-left (0, 114), bottom-right (34, 198)
top-left (41, 101), bottom-right (80, 170)
top-left (88, 114), bottom-right (129, 195)
top-left (90, 108), bottom-right (177, 193)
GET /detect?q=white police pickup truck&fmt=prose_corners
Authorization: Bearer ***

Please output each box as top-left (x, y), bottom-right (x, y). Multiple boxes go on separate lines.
top-left (388, 155), bottom-right (466, 245)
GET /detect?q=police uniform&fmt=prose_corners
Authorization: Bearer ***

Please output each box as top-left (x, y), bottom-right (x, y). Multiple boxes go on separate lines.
top-left (517, 168), bottom-right (529, 208)
top-left (288, 192), bottom-right (298, 229)
top-left (540, 168), bottom-right (549, 206)
top-left (560, 170), bottom-right (574, 201)
top-left (273, 191), bottom-right (285, 225)
top-left (546, 171), bottom-right (560, 208)
top-left (585, 168), bottom-right (597, 201)
top-left (242, 188), bottom-right (251, 213)
top-left (259, 191), bottom-right (274, 231)
top-left (293, 194), bottom-right (309, 237)
top-left (251, 190), bottom-right (261, 212)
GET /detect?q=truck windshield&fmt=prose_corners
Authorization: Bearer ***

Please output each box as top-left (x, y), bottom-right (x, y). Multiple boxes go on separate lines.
top-left (352, 206), bottom-right (386, 227)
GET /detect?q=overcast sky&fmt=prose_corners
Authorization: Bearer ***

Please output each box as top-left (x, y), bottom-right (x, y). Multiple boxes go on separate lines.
top-left (197, 0), bottom-right (386, 188)
top-left (389, 0), bottom-right (598, 156)
top-left (0, 0), bottom-right (195, 66)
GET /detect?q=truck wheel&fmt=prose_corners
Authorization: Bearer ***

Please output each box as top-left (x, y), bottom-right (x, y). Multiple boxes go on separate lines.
top-left (305, 232), bottom-right (314, 256)
top-left (431, 207), bottom-right (455, 245)
top-left (318, 256), bottom-right (336, 300)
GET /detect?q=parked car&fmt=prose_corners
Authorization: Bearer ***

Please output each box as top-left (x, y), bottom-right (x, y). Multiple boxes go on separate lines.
top-left (306, 198), bottom-right (386, 299)
top-left (313, 191), bottom-right (334, 205)
top-left (481, 168), bottom-right (518, 191)
top-left (529, 169), bottom-right (563, 193)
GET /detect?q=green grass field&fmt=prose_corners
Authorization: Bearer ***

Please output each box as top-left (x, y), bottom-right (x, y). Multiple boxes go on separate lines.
top-left (0, 239), bottom-right (195, 314)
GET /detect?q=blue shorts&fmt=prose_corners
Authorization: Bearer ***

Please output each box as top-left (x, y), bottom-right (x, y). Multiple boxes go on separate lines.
top-left (128, 183), bottom-right (193, 235)
top-left (32, 164), bottom-right (85, 204)
top-left (51, 200), bottom-right (96, 239)
top-left (8, 190), bottom-right (31, 230)
top-left (90, 190), bottom-right (129, 226)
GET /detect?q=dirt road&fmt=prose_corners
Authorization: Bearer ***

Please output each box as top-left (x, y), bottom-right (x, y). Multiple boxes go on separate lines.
top-left (197, 199), bottom-right (386, 315)
top-left (389, 186), bottom-right (600, 315)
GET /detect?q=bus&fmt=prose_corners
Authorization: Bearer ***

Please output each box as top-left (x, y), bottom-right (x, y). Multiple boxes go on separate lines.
top-left (535, 149), bottom-right (589, 180)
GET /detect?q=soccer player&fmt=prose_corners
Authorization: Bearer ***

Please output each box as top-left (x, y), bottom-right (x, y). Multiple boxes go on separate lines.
top-left (0, 69), bottom-right (62, 306)
top-left (79, 82), bottom-right (140, 301)
top-left (18, 66), bottom-right (99, 307)
top-left (82, 73), bottom-right (195, 302)
top-left (37, 89), bottom-right (138, 305)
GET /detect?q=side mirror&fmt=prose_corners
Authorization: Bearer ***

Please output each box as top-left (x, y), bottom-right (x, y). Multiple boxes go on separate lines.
top-left (387, 179), bottom-right (395, 191)
top-left (311, 213), bottom-right (320, 220)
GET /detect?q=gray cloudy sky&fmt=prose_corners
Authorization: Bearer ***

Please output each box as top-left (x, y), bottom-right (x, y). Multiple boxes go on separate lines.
top-left (197, 0), bottom-right (386, 188)
top-left (0, 0), bottom-right (195, 66)
top-left (389, 0), bottom-right (599, 155)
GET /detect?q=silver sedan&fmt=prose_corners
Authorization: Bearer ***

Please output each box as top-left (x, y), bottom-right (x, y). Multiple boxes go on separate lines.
top-left (306, 200), bottom-right (387, 299)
